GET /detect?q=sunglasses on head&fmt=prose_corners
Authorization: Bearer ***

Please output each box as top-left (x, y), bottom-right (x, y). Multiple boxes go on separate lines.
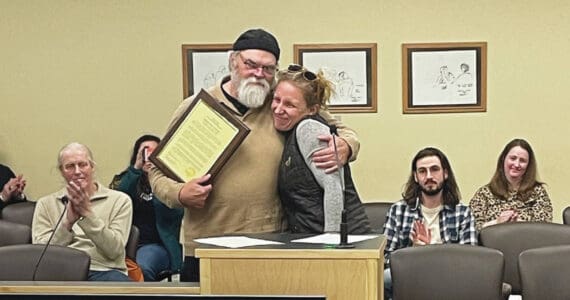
top-left (287, 64), bottom-right (317, 81)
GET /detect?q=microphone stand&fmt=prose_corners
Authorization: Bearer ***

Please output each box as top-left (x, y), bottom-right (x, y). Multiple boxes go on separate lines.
top-left (332, 133), bottom-right (354, 249)
top-left (32, 196), bottom-right (69, 280)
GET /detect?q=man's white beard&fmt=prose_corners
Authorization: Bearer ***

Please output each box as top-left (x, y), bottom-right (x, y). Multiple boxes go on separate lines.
top-left (236, 76), bottom-right (271, 108)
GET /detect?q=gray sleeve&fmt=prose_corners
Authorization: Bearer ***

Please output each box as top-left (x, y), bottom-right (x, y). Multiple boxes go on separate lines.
top-left (296, 119), bottom-right (344, 232)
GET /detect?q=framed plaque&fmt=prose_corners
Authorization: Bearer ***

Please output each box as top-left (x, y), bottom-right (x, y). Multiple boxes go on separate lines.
top-left (150, 89), bottom-right (250, 182)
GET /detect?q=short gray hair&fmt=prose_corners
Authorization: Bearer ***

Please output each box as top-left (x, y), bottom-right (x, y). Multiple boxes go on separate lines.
top-left (57, 142), bottom-right (96, 170)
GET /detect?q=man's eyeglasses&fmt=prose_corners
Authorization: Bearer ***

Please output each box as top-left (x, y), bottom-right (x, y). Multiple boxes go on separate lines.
top-left (62, 161), bottom-right (91, 172)
top-left (238, 53), bottom-right (278, 76)
top-left (287, 64), bottom-right (317, 81)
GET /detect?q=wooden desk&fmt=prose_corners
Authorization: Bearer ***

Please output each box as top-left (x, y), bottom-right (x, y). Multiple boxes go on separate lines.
top-left (0, 281), bottom-right (200, 295)
top-left (196, 233), bottom-right (386, 300)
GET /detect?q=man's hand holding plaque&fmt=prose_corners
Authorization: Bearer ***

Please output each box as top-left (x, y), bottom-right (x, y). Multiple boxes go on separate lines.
top-left (178, 174), bottom-right (212, 209)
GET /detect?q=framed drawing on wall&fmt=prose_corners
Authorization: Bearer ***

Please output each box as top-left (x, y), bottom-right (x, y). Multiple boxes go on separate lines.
top-left (294, 43), bottom-right (377, 113)
top-left (182, 44), bottom-right (232, 98)
top-left (402, 42), bottom-right (487, 114)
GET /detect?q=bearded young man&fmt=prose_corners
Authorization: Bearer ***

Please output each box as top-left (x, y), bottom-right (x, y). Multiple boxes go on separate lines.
top-left (381, 147), bottom-right (477, 300)
top-left (149, 28), bottom-right (360, 282)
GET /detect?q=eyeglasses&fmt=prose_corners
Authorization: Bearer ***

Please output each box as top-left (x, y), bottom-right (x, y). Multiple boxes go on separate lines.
top-left (62, 161), bottom-right (91, 172)
top-left (238, 53), bottom-right (278, 76)
top-left (287, 64), bottom-right (317, 81)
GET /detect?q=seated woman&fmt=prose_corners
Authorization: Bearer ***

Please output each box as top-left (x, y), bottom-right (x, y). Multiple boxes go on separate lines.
top-left (0, 164), bottom-right (27, 211)
top-left (469, 138), bottom-right (553, 231)
top-left (272, 64), bottom-right (370, 234)
top-left (110, 135), bottom-right (184, 281)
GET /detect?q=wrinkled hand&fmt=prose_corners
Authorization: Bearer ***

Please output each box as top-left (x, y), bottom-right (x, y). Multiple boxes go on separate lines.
top-left (311, 135), bottom-right (350, 174)
top-left (63, 181), bottom-right (93, 230)
top-left (178, 174), bottom-right (212, 209)
top-left (411, 220), bottom-right (431, 246)
top-left (66, 181), bottom-right (92, 217)
top-left (497, 209), bottom-right (518, 224)
top-left (64, 199), bottom-right (81, 230)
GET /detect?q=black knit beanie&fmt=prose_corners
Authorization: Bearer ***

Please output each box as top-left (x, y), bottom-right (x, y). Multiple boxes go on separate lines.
top-left (232, 28), bottom-right (280, 61)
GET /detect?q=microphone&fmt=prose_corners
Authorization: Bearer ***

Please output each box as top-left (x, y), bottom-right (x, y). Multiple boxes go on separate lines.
top-left (331, 127), bottom-right (354, 249)
top-left (32, 196), bottom-right (69, 280)
top-left (329, 125), bottom-right (338, 135)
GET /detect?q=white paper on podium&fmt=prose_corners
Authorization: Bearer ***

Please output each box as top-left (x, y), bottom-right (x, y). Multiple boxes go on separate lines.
top-left (194, 236), bottom-right (284, 248)
top-left (291, 233), bottom-right (379, 244)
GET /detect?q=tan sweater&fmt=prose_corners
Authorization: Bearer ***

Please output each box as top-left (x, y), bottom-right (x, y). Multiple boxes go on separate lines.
top-left (150, 78), bottom-right (360, 255)
top-left (32, 183), bottom-right (132, 273)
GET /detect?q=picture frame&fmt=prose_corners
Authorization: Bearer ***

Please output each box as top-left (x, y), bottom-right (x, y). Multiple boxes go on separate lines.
top-left (402, 42), bottom-right (487, 114)
top-left (294, 43), bottom-right (378, 113)
top-left (182, 44), bottom-right (232, 99)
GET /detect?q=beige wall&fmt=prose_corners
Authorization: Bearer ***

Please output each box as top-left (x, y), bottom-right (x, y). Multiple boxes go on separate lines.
top-left (1, 0), bottom-right (568, 222)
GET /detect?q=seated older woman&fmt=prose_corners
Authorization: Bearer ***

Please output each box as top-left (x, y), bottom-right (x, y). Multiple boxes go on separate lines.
top-left (272, 64), bottom-right (370, 234)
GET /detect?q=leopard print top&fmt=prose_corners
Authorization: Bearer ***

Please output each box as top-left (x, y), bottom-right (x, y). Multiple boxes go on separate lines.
top-left (469, 184), bottom-right (553, 231)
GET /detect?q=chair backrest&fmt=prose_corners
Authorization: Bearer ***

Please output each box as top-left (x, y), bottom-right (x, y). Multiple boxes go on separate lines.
top-left (363, 201), bottom-right (392, 233)
top-left (564, 206), bottom-right (570, 225)
top-left (1, 201), bottom-right (36, 226)
top-left (0, 244), bottom-right (90, 281)
top-left (0, 219), bottom-right (31, 246)
top-left (391, 244), bottom-right (505, 300)
top-left (479, 222), bottom-right (570, 294)
top-left (519, 245), bottom-right (570, 300)
top-left (126, 225), bottom-right (139, 260)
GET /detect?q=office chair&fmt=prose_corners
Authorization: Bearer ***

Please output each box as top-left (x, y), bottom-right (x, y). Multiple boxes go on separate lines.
top-left (390, 244), bottom-right (506, 300)
top-left (563, 206), bottom-right (570, 225)
top-left (518, 245), bottom-right (570, 300)
top-left (0, 244), bottom-right (90, 281)
top-left (126, 225), bottom-right (140, 261)
top-left (362, 201), bottom-right (392, 233)
top-left (479, 222), bottom-right (570, 294)
top-left (1, 201), bottom-right (36, 227)
top-left (0, 219), bottom-right (31, 246)
top-left (125, 225), bottom-right (174, 282)
top-left (155, 269), bottom-right (174, 282)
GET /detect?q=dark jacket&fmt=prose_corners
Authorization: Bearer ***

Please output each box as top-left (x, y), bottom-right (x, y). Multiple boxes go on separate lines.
top-left (278, 115), bottom-right (370, 234)
top-left (111, 166), bottom-right (184, 272)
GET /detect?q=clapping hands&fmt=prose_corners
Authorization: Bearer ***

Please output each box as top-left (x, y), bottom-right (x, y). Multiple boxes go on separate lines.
top-left (411, 220), bottom-right (432, 246)
top-left (1, 174), bottom-right (26, 201)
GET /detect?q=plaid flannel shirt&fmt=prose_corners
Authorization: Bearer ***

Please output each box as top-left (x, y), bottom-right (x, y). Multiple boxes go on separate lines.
top-left (382, 198), bottom-right (478, 267)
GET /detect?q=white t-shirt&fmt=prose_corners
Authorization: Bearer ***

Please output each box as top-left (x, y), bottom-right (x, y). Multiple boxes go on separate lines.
top-left (421, 204), bottom-right (443, 244)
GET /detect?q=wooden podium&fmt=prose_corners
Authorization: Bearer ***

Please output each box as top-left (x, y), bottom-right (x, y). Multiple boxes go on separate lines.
top-left (196, 233), bottom-right (386, 300)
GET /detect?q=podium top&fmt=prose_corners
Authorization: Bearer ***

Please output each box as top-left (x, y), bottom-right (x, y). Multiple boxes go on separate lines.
top-left (195, 233), bottom-right (386, 260)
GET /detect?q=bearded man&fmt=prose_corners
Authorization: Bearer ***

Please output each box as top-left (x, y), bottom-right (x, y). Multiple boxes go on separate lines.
top-left (381, 147), bottom-right (477, 299)
top-left (149, 28), bottom-right (360, 282)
